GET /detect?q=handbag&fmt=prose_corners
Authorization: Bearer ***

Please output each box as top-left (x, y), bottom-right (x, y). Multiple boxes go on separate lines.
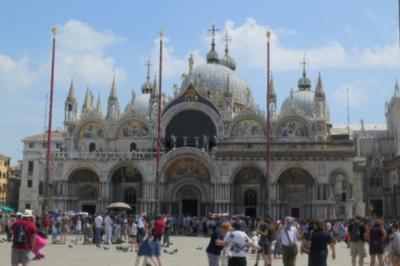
top-left (284, 229), bottom-right (298, 256)
top-left (300, 232), bottom-right (312, 254)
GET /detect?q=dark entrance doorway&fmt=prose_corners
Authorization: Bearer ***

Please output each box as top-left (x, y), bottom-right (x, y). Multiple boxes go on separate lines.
top-left (291, 208), bottom-right (300, 218)
top-left (82, 205), bottom-right (96, 215)
top-left (245, 208), bottom-right (256, 217)
top-left (182, 199), bottom-right (198, 216)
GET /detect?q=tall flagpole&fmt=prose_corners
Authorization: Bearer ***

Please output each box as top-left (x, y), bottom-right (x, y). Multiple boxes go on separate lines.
top-left (155, 29), bottom-right (163, 215)
top-left (43, 27), bottom-right (57, 214)
top-left (265, 31), bottom-right (272, 217)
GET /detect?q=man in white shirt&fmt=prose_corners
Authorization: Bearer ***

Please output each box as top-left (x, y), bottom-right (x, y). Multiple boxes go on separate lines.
top-left (279, 216), bottom-right (300, 266)
top-left (223, 221), bottom-right (260, 266)
top-left (104, 213), bottom-right (113, 245)
top-left (94, 213), bottom-right (103, 247)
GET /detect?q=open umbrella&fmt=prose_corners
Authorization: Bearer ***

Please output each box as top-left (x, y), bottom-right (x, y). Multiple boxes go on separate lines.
top-left (106, 202), bottom-right (132, 210)
top-left (1, 206), bottom-right (14, 212)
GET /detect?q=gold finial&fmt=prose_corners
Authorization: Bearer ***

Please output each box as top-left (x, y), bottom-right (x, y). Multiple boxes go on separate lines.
top-left (51, 27), bottom-right (58, 36)
top-left (266, 31), bottom-right (271, 39)
top-left (159, 28), bottom-right (164, 38)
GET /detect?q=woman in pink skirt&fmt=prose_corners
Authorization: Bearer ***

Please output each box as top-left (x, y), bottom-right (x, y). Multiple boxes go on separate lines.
top-left (32, 232), bottom-right (47, 260)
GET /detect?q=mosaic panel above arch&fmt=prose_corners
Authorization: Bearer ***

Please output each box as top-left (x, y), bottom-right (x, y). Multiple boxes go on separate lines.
top-left (165, 157), bottom-right (211, 183)
top-left (233, 167), bottom-right (264, 184)
top-left (231, 119), bottom-right (265, 138)
top-left (68, 168), bottom-right (100, 183)
top-left (79, 122), bottom-right (105, 138)
top-left (117, 120), bottom-right (149, 138)
top-left (111, 165), bottom-right (143, 183)
top-left (276, 119), bottom-right (308, 138)
top-left (277, 167), bottom-right (314, 184)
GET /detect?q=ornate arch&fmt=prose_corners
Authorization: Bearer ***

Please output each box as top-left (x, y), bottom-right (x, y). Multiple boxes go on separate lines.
top-left (328, 169), bottom-right (350, 184)
top-left (108, 161), bottom-right (145, 182)
top-left (227, 114), bottom-right (266, 138)
top-left (161, 147), bottom-right (219, 183)
top-left (230, 163), bottom-right (265, 183)
top-left (277, 167), bottom-right (314, 184)
top-left (75, 119), bottom-right (109, 140)
top-left (162, 102), bottom-right (224, 138)
top-left (113, 116), bottom-right (153, 139)
top-left (274, 164), bottom-right (315, 184)
top-left (171, 181), bottom-right (205, 202)
top-left (64, 163), bottom-right (101, 182)
top-left (274, 116), bottom-right (313, 139)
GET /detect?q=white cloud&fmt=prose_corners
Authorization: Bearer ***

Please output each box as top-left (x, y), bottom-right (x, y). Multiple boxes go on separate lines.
top-left (148, 37), bottom-right (204, 80)
top-left (0, 55), bottom-right (37, 90)
top-left (0, 19), bottom-right (126, 93)
top-left (332, 85), bottom-right (367, 108)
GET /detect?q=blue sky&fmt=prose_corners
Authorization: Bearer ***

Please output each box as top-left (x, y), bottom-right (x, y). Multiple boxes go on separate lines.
top-left (1, 0), bottom-right (400, 163)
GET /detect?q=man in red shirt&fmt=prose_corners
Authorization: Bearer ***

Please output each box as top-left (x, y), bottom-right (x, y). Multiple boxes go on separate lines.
top-left (153, 215), bottom-right (166, 266)
top-left (11, 209), bottom-right (38, 266)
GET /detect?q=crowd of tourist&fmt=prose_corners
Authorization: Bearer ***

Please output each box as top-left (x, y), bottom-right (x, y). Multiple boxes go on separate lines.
top-left (1, 209), bottom-right (400, 266)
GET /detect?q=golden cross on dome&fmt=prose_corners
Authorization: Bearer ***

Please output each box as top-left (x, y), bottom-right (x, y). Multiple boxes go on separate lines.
top-left (208, 24), bottom-right (219, 39)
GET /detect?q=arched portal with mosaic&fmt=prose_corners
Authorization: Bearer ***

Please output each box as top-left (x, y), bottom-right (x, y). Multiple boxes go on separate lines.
top-left (116, 119), bottom-right (150, 138)
top-left (232, 167), bottom-right (265, 217)
top-left (110, 164), bottom-right (143, 213)
top-left (162, 156), bottom-right (211, 216)
top-left (276, 167), bottom-right (314, 218)
top-left (67, 168), bottom-right (101, 214)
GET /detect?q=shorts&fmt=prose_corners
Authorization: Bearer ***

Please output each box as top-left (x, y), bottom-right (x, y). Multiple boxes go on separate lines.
top-left (138, 240), bottom-right (155, 257)
top-left (153, 240), bottom-right (162, 257)
top-left (369, 245), bottom-right (384, 255)
top-left (350, 241), bottom-right (366, 258)
top-left (11, 249), bottom-right (30, 265)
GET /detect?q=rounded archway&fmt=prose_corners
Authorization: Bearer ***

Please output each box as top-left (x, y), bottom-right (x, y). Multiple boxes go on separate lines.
top-left (110, 164), bottom-right (143, 212)
top-left (165, 110), bottom-right (216, 150)
top-left (163, 156), bottom-right (212, 216)
top-left (232, 167), bottom-right (265, 217)
top-left (67, 168), bottom-right (100, 214)
top-left (277, 167), bottom-right (314, 218)
top-left (175, 185), bottom-right (202, 217)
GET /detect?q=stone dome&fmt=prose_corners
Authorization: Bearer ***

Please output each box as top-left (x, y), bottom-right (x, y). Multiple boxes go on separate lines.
top-left (191, 63), bottom-right (251, 104)
top-left (280, 89), bottom-right (330, 120)
top-left (133, 93), bottom-right (151, 118)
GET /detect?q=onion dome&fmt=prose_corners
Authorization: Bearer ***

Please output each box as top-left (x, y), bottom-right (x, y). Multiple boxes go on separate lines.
top-left (142, 60), bottom-right (155, 94)
top-left (219, 32), bottom-right (236, 70)
top-left (206, 24), bottom-right (219, 64)
top-left (298, 68), bottom-right (311, 90)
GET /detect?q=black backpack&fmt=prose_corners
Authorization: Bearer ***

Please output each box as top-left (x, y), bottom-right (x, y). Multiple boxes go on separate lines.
top-left (350, 223), bottom-right (361, 242)
top-left (13, 224), bottom-right (28, 244)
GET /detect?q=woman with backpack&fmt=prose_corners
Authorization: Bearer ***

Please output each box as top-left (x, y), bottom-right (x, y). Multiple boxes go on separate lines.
top-left (367, 219), bottom-right (387, 266)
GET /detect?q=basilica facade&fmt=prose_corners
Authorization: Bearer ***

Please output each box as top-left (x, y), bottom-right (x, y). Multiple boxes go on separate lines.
top-left (19, 28), bottom-right (368, 220)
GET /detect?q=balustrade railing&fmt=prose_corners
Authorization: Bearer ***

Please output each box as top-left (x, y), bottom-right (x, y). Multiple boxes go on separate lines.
top-left (52, 151), bottom-right (158, 161)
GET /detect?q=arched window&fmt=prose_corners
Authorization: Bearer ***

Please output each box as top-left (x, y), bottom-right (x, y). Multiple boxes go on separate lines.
top-left (68, 104), bottom-right (73, 111)
top-left (89, 142), bottom-right (96, 152)
top-left (244, 189), bottom-right (257, 206)
top-left (124, 189), bottom-right (136, 206)
top-left (130, 142), bottom-right (137, 152)
top-left (334, 174), bottom-right (347, 202)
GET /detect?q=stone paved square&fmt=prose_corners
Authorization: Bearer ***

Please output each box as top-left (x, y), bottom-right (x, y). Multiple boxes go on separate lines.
top-left (0, 234), bottom-right (374, 266)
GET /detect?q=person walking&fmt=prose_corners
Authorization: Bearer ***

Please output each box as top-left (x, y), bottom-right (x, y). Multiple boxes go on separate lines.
top-left (279, 217), bottom-right (300, 266)
top-left (60, 213), bottom-right (70, 244)
top-left (206, 222), bottom-right (230, 266)
top-left (348, 215), bottom-right (367, 266)
top-left (94, 213), bottom-right (103, 247)
top-left (153, 215), bottom-right (166, 266)
top-left (10, 209), bottom-right (38, 266)
top-left (223, 221), bottom-right (260, 266)
top-left (388, 223), bottom-right (400, 266)
top-left (135, 217), bottom-right (158, 266)
top-left (255, 220), bottom-right (275, 266)
top-left (301, 219), bottom-right (336, 266)
top-left (104, 212), bottom-right (113, 245)
top-left (368, 219), bottom-right (387, 266)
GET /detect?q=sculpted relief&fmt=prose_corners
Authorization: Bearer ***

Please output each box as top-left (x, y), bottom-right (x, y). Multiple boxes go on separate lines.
top-left (231, 119), bottom-right (264, 138)
top-left (117, 120), bottom-right (149, 137)
top-left (234, 168), bottom-right (263, 184)
top-left (165, 158), bottom-right (210, 183)
top-left (79, 123), bottom-right (105, 138)
top-left (277, 120), bottom-right (308, 138)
